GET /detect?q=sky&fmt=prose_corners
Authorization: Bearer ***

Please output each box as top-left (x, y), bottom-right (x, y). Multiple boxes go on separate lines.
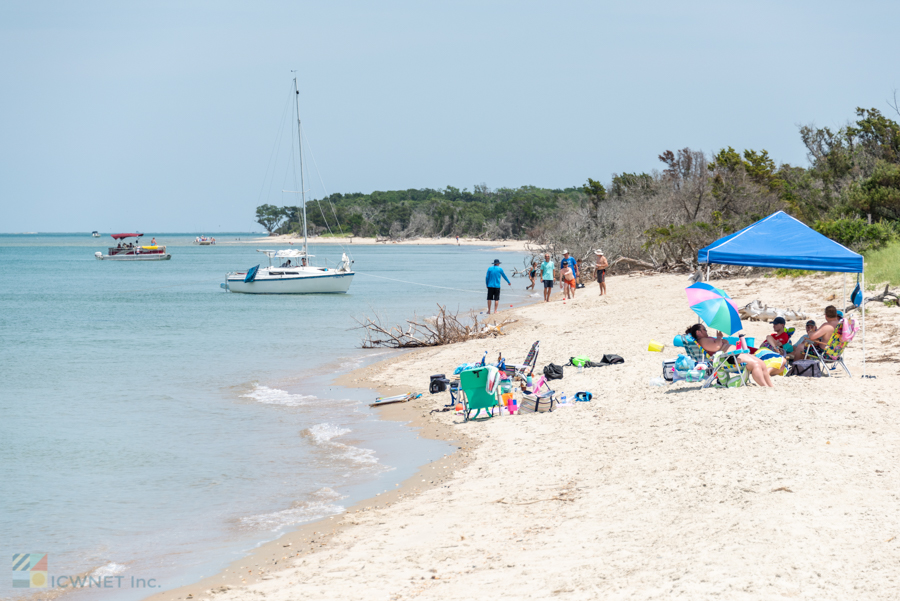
top-left (2, 0), bottom-right (898, 232)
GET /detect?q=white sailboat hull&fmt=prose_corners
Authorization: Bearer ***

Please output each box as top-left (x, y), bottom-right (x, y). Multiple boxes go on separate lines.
top-left (225, 270), bottom-right (354, 294)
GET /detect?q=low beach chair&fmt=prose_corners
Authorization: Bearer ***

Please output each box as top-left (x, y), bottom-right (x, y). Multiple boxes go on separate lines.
top-left (459, 367), bottom-right (500, 422)
top-left (509, 341), bottom-right (540, 380)
top-left (802, 322), bottom-right (852, 377)
top-left (676, 334), bottom-right (749, 389)
top-left (701, 350), bottom-right (751, 389)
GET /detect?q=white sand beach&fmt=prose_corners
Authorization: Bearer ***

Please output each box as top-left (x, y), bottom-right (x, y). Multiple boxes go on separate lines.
top-left (156, 271), bottom-right (900, 601)
top-left (224, 234), bottom-right (534, 252)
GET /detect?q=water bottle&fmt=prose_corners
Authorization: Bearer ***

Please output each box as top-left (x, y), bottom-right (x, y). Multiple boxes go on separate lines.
top-left (578, 364), bottom-right (584, 374)
top-left (560, 393), bottom-right (567, 405)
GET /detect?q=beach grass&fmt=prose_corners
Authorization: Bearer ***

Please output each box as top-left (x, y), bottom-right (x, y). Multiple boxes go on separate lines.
top-left (863, 241), bottom-right (900, 288)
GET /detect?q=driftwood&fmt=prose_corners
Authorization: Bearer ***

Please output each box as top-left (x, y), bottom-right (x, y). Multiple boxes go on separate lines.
top-left (354, 304), bottom-right (515, 348)
top-left (845, 284), bottom-right (900, 312)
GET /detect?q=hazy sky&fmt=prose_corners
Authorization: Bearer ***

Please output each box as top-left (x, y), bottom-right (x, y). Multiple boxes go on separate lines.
top-left (2, 1), bottom-right (898, 232)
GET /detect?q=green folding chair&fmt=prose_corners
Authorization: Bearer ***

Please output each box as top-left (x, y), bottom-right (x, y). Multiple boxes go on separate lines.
top-left (459, 367), bottom-right (499, 421)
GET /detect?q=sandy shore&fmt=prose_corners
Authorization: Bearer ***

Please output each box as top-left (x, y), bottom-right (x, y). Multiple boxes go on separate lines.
top-left (222, 235), bottom-right (534, 253)
top-left (153, 271), bottom-right (900, 600)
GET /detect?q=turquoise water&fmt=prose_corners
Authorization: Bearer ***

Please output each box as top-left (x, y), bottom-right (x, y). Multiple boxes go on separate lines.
top-left (0, 234), bottom-right (536, 600)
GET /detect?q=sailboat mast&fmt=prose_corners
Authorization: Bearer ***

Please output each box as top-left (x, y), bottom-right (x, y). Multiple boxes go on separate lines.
top-left (293, 76), bottom-right (308, 257)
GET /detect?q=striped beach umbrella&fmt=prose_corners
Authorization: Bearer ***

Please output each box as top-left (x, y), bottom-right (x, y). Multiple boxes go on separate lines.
top-left (685, 282), bottom-right (743, 335)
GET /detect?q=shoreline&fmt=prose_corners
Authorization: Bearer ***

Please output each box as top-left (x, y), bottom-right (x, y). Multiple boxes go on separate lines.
top-left (143, 300), bottom-right (535, 601)
top-left (220, 235), bottom-right (535, 253)
top-left (156, 272), bottom-right (900, 599)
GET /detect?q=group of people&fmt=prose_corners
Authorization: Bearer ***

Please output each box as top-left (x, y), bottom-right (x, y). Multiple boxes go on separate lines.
top-left (685, 305), bottom-right (844, 388)
top-left (523, 249), bottom-right (609, 301)
top-left (485, 249), bottom-right (611, 313)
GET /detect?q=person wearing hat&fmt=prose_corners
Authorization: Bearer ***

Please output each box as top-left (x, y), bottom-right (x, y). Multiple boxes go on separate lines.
top-left (761, 316), bottom-right (791, 354)
top-left (559, 250), bottom-right (578, 297)
top-left (485, 259), bottom-right (511, 315)
top-left (594, 249), bottom-right (609, 295)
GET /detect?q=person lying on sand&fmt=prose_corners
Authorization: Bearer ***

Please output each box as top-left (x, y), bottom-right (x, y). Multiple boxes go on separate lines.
top-left (686, 324), bottom-right (775, 387)
top-left (789, 306), bottom-right (840, 361)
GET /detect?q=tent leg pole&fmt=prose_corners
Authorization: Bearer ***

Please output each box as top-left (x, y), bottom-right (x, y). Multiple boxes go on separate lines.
top-left (842, 273), bottom-right (846, 314)
top-left (862, 269), bottom-right (866, 378)
top-left (706, 265), bottom-right (710, 282)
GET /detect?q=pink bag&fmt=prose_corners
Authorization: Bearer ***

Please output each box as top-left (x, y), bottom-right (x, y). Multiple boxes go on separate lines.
top-left (841, 315), bottom-right (859, 342)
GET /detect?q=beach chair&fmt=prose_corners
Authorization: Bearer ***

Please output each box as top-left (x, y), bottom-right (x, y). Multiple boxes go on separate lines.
top-left (459, 367), bottom-right (500, 421)
top-left (802, 322), bottom-right (852, 377)
top-left (701, 351), bottom-right (751, 389)
top-left (676, 334), bottom-right (749, 389)
top-left (510, 341), bottom-right (540, 380)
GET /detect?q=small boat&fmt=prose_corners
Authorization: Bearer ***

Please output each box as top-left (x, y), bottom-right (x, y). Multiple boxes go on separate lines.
top-left (223, 75), bottom-right (354, 294)
top-left (193, 236), bottom-right (215, 245)
top-left (223, 250), bottom-right (353, 293)
top-left (91, 231), bottom-right (100, 237)
top-left (95, 233), bottom-right (171, 261)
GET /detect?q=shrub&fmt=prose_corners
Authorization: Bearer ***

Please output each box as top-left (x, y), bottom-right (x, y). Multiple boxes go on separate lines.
top-left (812, 217), bottom-right (896, 252)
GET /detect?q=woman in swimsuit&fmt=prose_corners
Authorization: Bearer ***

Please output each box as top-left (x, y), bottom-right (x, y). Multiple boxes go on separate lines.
top-left (686, 323), bottom-right (774, 387)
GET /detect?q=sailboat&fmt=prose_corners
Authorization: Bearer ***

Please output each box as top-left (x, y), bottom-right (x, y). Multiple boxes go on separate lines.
top-left (223, 76), bottom-right (355, 294)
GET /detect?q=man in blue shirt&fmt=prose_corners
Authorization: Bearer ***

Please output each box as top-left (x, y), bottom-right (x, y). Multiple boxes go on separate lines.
top-left (559, 250), bottom-right (578, 297)
top-left (485, 259), bottom-right (512, 314)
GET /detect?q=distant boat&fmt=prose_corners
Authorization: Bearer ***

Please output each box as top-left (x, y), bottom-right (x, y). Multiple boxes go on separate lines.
top-left (95, 233), bottom-right (171, 261)
top-left (91, 231), bottom-right (100, 237)
top-left (193, 236), bottom-right (215, 245)
top-left (222, 75), bottom-right (354, 294)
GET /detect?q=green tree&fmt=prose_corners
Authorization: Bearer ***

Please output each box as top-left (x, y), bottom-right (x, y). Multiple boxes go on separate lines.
top-left (255, 204), bottom-right (287, 233)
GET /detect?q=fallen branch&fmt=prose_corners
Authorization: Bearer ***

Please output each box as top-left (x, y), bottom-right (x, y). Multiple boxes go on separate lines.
top-left (354, 304), bottom-right (514, 348)
top-left (845, 284), bottom-right (899, 312)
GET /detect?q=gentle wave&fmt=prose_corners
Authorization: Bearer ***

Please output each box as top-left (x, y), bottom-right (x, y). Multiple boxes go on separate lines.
top-left (241, 385), bottom-right (315, 407)
top-left (304, 423), bottom-right (380, 466)
top-left (92, 562), bottom-right (127, 577)
top-left (240, 488), bottom-right (345, 532)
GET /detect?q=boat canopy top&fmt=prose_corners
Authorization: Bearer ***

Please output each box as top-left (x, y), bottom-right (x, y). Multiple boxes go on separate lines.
top-left (257, 249), bottom-right (314, 259)
top-left (111, 233), bottom-right (144, 240)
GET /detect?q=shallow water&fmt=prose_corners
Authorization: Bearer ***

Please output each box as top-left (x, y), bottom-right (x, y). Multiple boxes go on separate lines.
top-left (0, 233), bottom-right (536, 599)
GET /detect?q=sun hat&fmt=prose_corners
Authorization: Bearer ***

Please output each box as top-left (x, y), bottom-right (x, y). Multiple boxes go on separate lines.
top-left (562, 249), bottom-right (569, 254)
top-left (492, 259), bottom-right (501, 265)
top-left (594, 248), bottom-right (604, 255)
top-left (772, 316), bottom-right (786, 325)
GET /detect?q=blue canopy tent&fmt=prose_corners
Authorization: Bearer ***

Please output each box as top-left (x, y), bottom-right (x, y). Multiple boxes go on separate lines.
top-left (698, 211), bottom-right (867, 376)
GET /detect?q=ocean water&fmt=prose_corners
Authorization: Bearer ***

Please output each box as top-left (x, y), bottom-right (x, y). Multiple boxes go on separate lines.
top-left (0, 234), bottom-right (536, 600)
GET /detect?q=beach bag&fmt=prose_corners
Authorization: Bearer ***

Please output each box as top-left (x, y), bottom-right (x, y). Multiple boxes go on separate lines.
top-left (518, 392), bottom-right (556, 413)
top-left (675, 354), bottom-right (696, 372)
top-left (841, 315), bottom-right (859, 342)
top-left (788, 359), bottom-right (822, 378)
top-left (599, 354), bottom-right (624, 365)
top-left (429, 374), bottom-right (450, 394)
top-left (569, 355), bottom-right (590, 367)
top-left (543, 363), bottom-right (564, 380)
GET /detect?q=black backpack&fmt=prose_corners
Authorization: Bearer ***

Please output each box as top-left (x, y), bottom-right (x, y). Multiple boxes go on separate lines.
top-left (543, 363), bottom-right (564, 380)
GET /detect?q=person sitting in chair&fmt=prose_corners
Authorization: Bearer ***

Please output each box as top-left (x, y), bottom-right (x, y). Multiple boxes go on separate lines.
top-left (760, 316), bottom-right (791, 354)
top-left (281, 259), bottom-right (292, 268)
top-left (789, 306), bottom-right (840, 361)
top-left (686, 324), bottom-right (775, 387)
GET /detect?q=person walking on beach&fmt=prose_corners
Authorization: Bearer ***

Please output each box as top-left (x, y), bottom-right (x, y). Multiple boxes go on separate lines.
top-left (594, 249), bottom-right (608, 295)
top-left (540, 253), bottom-right (555, 302)
top-left (485, 259), bottom-right (511, 315)
top-left (559, 250), bottom-right (577, 298)
top-left (526, 261), bottom-right (538, 291)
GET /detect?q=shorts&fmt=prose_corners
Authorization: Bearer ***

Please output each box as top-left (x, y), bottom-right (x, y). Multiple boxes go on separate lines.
top-left (543, 279), bottom-right (553, 289)
top-left (566, 279), bottom-right (576, 289)
top-left (596, 269), bottom-right (606, 283)
top-left (487, 287), bottom-right (500, 301)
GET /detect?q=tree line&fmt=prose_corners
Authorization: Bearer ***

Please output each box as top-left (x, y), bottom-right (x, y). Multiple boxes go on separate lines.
top-left (256, 102), bottom-right (900, 266)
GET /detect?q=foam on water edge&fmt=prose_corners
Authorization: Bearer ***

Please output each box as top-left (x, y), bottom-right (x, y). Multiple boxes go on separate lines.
top-left (241, 385), bottom-right (316, 407)
top-left (240, 488), bottom-right (345, 532)
top-left (305, 423), bottom-right (383, 467)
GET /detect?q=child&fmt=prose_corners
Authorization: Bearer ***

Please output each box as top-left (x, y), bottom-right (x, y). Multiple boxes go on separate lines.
top-left (761, 316), bottom-right (791, 354)
top-left (560, 263), bottom-right (575, 299)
